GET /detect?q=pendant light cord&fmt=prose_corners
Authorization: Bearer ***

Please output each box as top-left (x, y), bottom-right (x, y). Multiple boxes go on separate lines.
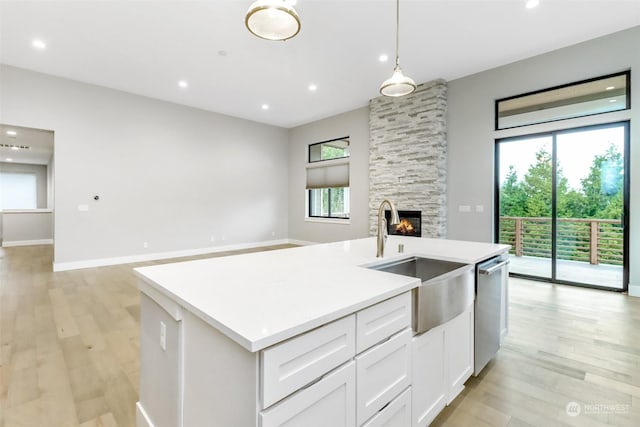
top-left (395, 0), bottom-right (400, 67)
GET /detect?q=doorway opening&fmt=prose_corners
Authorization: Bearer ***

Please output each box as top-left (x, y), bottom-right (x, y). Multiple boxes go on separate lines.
top-left (495, 122), bottom-right (629, 291)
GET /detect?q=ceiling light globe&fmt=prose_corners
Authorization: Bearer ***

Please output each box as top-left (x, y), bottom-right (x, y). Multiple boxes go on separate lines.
top-left (245, 0), bottom-right (301, 41)
top-left (380, 65), bottom-right (417, 97)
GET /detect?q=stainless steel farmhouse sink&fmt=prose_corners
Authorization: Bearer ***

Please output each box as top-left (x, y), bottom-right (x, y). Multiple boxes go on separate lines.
top-left (368, 257), bottom-right (474, 334)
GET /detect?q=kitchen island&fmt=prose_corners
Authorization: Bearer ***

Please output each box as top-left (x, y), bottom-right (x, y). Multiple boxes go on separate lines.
top-left (135, 236), bottom-right (509, 427)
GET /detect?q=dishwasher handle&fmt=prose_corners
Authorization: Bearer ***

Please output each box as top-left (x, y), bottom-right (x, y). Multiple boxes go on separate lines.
top-left (479, 259), bottom-right (509, 275)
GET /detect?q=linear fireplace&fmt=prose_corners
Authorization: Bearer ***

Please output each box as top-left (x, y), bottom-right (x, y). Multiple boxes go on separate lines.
top-left (385, 210), bottom-right (421, 237)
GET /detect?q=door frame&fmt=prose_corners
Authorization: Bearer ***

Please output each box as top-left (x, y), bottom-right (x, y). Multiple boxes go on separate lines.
top-left (494, 121), bottom-right (630, 292)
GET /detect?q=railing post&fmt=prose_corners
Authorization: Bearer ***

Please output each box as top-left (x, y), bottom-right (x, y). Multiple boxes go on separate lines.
top-left (590, 220), bottom-right (599, 265)
top-left (515, 218), bottom-right (523, 257)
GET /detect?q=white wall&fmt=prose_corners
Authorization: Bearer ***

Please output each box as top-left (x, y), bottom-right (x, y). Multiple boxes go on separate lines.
top-left (288, 107), bottom-right (370, 243)
top-left (2, 210), bottom-right (53, 246)
top-left (0, 65), bottom-right (289, 267)
top-left (447, 26), bottom-right (639, 295)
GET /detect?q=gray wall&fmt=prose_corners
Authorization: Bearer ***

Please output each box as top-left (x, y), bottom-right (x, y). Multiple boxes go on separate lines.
top-left (0, 161), bottom-right (49, 208)
top-left (288, 107), bottom-right (370, 243)
top-left (0, 65), bottom-right (289, 265)
top-left (447, 26), bottom-right (639, 294)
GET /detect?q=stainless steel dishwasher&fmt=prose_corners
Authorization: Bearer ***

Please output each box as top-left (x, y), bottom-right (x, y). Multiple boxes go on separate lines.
top-left (474, 253), bottom-right (509, 376)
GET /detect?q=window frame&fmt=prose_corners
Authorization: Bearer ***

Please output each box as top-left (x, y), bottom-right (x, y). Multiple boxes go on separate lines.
top-left (306, 136), bottom-right (351, 222)
top-left (495, 71), bottom-right (631, 131)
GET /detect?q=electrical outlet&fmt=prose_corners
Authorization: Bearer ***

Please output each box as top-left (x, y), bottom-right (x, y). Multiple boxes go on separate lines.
top-left (458, 205), bottom-right (471, 213)
top-left (476, 205), bottom-right (484, 213)
top-left (160, 321), bottom-right (166, 351)
top-left (271, 231), bottom-right (276, 237)
top-left (143, 242), bottom-right (148, 249)
top-left (222, 234), bottom-right (226, 241)
top-left (210, 235), bottom-right (216, 242)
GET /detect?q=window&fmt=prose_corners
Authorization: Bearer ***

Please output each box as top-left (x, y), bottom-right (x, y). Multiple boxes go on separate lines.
top-left (496, 71), bottom-right (630, 130)
top-left (306, 137), bottom-right (350, 220)
top-left (0, 172), bottom-right (37, 209)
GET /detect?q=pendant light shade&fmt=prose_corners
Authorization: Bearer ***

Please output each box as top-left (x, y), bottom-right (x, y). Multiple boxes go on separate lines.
top-left (380, 0), bottom-right (416, 97)
top-left (245, 0), bottom-right (301, 41)
top-left (380, 65), bottom-right (416, 97)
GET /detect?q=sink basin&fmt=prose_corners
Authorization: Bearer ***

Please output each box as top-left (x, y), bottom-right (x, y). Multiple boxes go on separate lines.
top-left (369, 257), bottom-right (474, 334)
top-left (368, 257), bottom-right (469, 282)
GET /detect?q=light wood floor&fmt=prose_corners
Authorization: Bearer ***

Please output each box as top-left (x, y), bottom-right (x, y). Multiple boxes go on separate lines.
top-left (1, 245), bottom-right (639, 427)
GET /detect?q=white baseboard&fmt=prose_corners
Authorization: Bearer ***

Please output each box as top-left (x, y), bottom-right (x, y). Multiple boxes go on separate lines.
top-left (136, 402), bottom-right (154, 427)
top-left (628, 283), bottom-right (640, 298)
top-left (52, 238), bottom-right (304, 272)
top-left (3, 239), bottom-right (53, 247)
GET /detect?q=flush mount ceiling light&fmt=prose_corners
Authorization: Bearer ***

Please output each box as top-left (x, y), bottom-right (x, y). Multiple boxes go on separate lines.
top-left (380, 0), bottom-right (416, 97)
top-left (245, 0), bottom-right (301, 41)
top-left (6, 130), bottom-right (17, 136)
top-left (526, 0), bottom-right (540, 9)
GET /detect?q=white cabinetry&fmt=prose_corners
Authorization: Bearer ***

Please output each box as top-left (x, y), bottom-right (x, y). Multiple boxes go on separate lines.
top-left (261, 361), bottom-right (356, 427)
top-left (412, 304), bottom-right (474, 427)
top-left (445, 305), bottom-right (474, 404)
top-left (258, 292), bottom-right (412, 427)
top-left (261, 315), bottom-right (356, 408)
top-left (411, 324), bottom-right (445, 427)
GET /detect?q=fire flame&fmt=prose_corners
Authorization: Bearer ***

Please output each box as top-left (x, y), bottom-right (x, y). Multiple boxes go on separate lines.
top-left (395, 219), bottom-right (415, 234)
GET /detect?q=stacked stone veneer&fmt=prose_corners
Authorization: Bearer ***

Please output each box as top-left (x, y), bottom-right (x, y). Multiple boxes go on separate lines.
top-left (369, 79), bottom-right (447, 237)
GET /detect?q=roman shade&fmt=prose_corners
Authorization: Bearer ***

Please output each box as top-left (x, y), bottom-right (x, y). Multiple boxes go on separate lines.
top-left (306, 160), bottom-right (349, 189)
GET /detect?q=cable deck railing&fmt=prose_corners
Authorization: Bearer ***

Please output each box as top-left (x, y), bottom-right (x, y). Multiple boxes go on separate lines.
top-left (499, 216), bottom-right (623, 266)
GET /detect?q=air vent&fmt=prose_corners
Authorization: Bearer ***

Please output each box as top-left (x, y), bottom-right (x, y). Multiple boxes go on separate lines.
top-left (0, 144), bottom-right (31, 150)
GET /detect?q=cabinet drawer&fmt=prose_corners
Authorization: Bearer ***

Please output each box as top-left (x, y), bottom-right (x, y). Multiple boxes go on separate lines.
top-left (356, 328), bottom-right (412, 426)
top-left (262, 315), bottom-right (356, 408)
top-left (361, 387), bottom-right (411, 427)
top-left (356, 292), bottom-right (411, 353)
top-left (260, 361), bottom-right (356, 427)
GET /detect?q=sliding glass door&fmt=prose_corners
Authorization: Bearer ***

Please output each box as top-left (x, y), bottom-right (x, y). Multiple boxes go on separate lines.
top-left (496, 122), bottom-right (629, 290)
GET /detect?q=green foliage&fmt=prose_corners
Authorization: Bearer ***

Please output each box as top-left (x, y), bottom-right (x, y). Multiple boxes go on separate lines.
top-left (500, 144), bottom-right (623, 220)
top-left (499, 143), bottom-right (624, 265)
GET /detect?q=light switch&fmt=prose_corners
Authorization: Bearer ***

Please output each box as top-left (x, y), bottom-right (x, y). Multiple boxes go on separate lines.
top-left (78, 204), bottom-right (89, 211)
top-left (458, 205), bottom-right (471, 213)
top-left (476, 205), bottom-right (484, 213)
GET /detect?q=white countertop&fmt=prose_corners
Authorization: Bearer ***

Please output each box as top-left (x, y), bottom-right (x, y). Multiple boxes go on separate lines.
top-left (135, 236), bottom-right (510, 352)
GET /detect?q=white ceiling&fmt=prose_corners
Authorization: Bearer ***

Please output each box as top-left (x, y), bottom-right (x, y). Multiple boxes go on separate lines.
top-left (1, 0), bottom-right (639, 129)
top-left (0, 124), bottom-right (54, 165)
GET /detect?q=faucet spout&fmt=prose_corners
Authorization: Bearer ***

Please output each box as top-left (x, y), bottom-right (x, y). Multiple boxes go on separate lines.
top-left (377, 200), bottom-right (400, 257)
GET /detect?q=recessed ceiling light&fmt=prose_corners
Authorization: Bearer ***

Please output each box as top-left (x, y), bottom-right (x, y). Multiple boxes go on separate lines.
top-left (525, 0), bottom-right (540, 9)
top-left (308, 84), bottom-right (317, 92)
top-left (32, 39), bottom-right (47, 49)
top-left (379, 54), bottom-right (389, 62)
top-left (606, 86), bottom-right (615, 90)
top-left (286, 0), bottom-right (297, 5)
top-left (178, 80), bottom-right (188, 88)
top-left (6, 130), bottom-right (17, 136)
top-left (609, 99), bottom-right (617, 103)
top-left (262, 104), bottom-right (270, 110)
top-left (5, 158), bottom-right (13, 162)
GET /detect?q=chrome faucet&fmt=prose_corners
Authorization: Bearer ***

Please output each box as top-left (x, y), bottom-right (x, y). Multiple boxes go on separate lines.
top-left (377, 200), bottom-right (400, 257)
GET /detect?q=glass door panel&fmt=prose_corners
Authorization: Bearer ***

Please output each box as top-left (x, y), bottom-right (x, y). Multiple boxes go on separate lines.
top-left (555, 126), bottom-right (626, 288)
top-left (498, 136), bottom-right (553, 279)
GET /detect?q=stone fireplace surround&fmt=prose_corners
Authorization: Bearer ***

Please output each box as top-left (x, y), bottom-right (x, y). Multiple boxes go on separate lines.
top-left (368, 79), bottom-right (448, 238)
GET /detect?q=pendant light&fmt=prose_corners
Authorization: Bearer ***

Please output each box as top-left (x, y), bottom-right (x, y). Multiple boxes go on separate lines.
top-left (245, 0), bottom-right (301, 41)
top-left (380, 0), bottom-right (416, 97)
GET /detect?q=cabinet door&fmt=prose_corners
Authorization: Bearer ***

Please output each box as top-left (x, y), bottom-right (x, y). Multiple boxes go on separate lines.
top-left (411, 326), bottom-right (446, 427)
top-left (262, 315), bottom-right (356, 408)
top-left (356, 328), bottom-right (412, 425)
top-left (445, 305), bottom-right (474, 405)
top-left (260, 362), bottom-right (356, 427)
